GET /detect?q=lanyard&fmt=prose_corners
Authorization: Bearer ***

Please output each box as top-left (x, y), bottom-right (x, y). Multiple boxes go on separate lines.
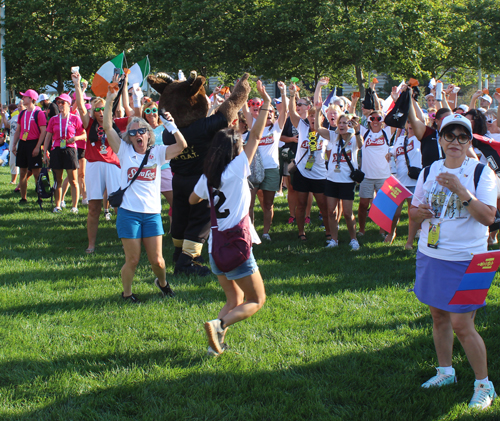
top-left (428, 158), bottom-right (468, 222)
top-left (436, 132), bottom-right (443, 159)
top-left (59, 114), bottom-right (69, 140)
top-left (23, 111), bottom-right (33, 133)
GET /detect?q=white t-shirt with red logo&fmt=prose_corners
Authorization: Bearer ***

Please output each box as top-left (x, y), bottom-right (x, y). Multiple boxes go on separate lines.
top-left (258, 121), bottom-right (283, 169)
top-left (360, 126), bottom-right (391, 179)
top-left (117, 142), bottom-right (168, 214)
top-left (326, 132), bottom-right (359, 183)
top-left (296, 119), bottom-right (327, 180)
top-left (391, 135), bottom-right (422, 187)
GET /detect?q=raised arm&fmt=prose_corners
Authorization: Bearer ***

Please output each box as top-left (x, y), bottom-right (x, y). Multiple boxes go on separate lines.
top-left (406, 85), bottom-right (427, 141)
top-left (103, 88), bottom-right (122, 154)
top-left (314, 101), bottom-right (330, 139)
top-left (71, 72), bottom-right (89, 129)
top-left (121, 72), bottom-right (134, 117)
top-left (245, 80), bottom-right (270, 163)
top-left (159, 111), bottom-right (187, 159)
top-left (348, 93), bottom-right (358, 114)
top-left (288, 83), bottom-right (301, 128)
top-left (277, 81), bottom-right (287, 129)
top-left (314, 77), bottom-right (329, 108)
top-left (469, 90), bottom-right (482, 111)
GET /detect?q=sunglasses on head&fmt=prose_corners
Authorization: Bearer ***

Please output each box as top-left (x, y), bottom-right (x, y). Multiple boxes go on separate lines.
top-left (248, 100), bottom-right (262, 107)
top-left (128, 128), bottom-right (147, 137)
top-left (486, 117), bottom-right (497, 124)
top-left (144, 107), bottom-right (158, 114)
top-left (94, 107), bottom-right (105, 112)
top-left (368, 115), bottom-right (383, 122)
top-left (442, 132), bottom-right (470, 145)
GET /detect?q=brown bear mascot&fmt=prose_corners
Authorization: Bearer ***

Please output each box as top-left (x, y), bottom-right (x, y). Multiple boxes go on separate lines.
top-left (147, 71), bottom-right (251, 275)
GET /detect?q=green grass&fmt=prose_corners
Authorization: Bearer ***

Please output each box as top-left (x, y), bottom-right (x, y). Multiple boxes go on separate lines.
top-left (1, 166), bottom-right (500, 420)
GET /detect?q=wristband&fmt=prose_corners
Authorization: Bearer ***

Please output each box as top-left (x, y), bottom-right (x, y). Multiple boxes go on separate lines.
top-left (160, 116), bottom-right (179, 134)
top-left (355, 132), bottom-right (360, 135)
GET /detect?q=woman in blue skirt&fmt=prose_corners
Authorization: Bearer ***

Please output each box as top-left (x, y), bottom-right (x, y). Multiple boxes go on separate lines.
top-left (410, 114), bottom-right (497, 410)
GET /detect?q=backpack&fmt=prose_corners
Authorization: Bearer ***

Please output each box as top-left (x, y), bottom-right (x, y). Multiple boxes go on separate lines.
top-left (36, 166), bottom-right (55, 209)
top-left (19, 109), bottom-right (41, 133)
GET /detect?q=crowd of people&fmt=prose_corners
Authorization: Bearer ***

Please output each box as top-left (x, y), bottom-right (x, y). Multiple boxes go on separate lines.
top-left (2, 71), bottom-right (500, 411)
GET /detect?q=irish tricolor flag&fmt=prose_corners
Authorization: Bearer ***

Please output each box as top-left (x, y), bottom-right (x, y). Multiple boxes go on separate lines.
top-left (91, 52), bottom-right (124, 97)
top-left (128, 56), bottom-right (151, 88)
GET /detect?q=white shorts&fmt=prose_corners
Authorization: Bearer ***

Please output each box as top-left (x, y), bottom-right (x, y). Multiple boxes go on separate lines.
top-left (160, 168), bottom-right (173, 192)
top-left (85, 161), bottom-right (121, 201)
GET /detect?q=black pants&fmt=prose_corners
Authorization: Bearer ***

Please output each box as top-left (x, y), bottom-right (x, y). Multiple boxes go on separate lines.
top-left (171, 173), bottom-right (210, 244)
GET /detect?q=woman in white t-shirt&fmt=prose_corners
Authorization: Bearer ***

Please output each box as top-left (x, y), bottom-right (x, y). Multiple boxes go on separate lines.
top-left (288, 87), bottom-right (330, 242)
top-left (103, 88), bottom-right (187, 303)
top-left (189, 81), bottom-right (269, 356)
top-left (410, 114), bottom-right (497, 409)
top-left (384, 122), bottom-right (422, 248)
top-left (357, 111), bottom-right (393, 235)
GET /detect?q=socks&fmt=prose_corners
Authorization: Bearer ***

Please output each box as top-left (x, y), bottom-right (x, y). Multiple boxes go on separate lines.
top-left (438, 366), bottom-right (454, 375)
top-left (477, 376), bottom-right (489, 384)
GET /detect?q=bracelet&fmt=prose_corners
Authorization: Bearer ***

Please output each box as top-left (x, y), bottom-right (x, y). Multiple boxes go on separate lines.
top-left (260, 108), bottom-right (271, 111)
top-left (355, 132), bottom-right (360, 136)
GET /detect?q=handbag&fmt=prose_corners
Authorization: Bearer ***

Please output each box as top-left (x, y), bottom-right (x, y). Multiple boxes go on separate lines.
top-left (287, 148), bottom-right (308, 175)
top-left (279, 146), bottom-right (295, 164)
top-left (340, 139), bottom-right (365, 183)
top-left (248, 148), bottom-right (265, 185)
top-left (108, 147), bottom-right (152, 208)
top-left (209, 185), bottom-right (252, 273)
top-left (403, 136), bottom-right (421, 180)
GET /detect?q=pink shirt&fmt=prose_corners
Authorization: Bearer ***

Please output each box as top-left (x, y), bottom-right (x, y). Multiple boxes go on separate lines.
top-left (47, 114), bottom-right (85, 150)
top-left (19, 109), bottom-right (47, 141)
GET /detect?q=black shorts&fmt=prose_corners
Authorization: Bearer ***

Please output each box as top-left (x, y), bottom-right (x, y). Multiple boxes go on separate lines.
top-left (324, 180), bottom-right (356, 200)
top-left (292, 168), bottom-right (326, 194)
top-left (50, 147), bottom-right (79, 170)
top-left (77, 148), bottom-right (86, 160)
top-left (16, 139), bottom-right (42, 170)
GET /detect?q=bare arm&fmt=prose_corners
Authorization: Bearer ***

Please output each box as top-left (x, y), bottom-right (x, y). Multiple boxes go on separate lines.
top-left (406, 84), bottom-right (427, 141)
top-left (121, 73), bottom-right (134, 117)
top-left (314, 77), bottom-right (329, 108)
top-left (42, 132), bottom-right (52, 165)
top-left (103, 89), bottom-right (122, 154)
top-left (245, 80), bottom-right (271, 163)
top-left (314, 102), bottom-right (330, 139)
top-left (159, 111), bottom-right (188, 160)
top-left (348, 95), bottom-right (358, 114)
top-left (71, 72), bottom-right (89, 129)
top-left (277, 81), bottom-right (287, 129)
top-left (469, 90), bottom-right (482, 111)
top-left (11, 124), bottom-right (20, 156)
top-left (288, 83), bottom-right (301, 128)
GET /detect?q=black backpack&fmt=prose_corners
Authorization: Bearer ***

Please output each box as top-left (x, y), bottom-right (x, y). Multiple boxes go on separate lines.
top-left (36, 166), bottom-right (55, 209)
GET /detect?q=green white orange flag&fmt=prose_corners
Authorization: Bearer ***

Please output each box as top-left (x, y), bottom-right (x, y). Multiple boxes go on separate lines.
top-left (91, 52), bottom-right (124, 97)
top-left (127, 56), bottom-right (151, 88)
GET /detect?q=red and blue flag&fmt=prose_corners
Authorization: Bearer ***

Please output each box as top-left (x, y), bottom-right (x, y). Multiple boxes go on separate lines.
top-left (449, 251), bottom-right (500, 305)
top-left (368, 176), bottom-right (412, 232)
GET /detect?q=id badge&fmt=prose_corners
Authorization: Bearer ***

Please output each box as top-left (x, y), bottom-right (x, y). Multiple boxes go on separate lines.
top-left (22, 132), bottom-right (28, 141)
top-left (305, 154), bottom-right (315, 170)
top-left (334, 164), bottom-right (341, 173)
top-left (427, 223), bottom-right (440, 249)
top-left (60, 138), bottom-right (66, 149)
top-left (100, 145), bottom-right (108, 155)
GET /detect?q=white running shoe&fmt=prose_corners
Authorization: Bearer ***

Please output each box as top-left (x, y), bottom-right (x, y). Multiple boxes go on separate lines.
top-left (421, 367), bottom-right (457, 388)
top-left (60, 200), bottom-right (66, 208)
top-left (469, 380), bottom-right (497, 410)
top-left (325, 239), bottom-right (338, 248)
top-left (70, 207), bottom-right (78, 214)
top-left (262, 233), bottom-right (271, 241)
top-left (105, 212), bottom-right (111, 221)
top-left (349, 239), bottom-right (360, 250)
top-left (204, 319), bottom-right (225, 354)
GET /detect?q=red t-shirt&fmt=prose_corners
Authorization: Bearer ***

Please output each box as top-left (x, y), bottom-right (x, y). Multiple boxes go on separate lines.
top-left (85, 117), bottom-right (128, 166)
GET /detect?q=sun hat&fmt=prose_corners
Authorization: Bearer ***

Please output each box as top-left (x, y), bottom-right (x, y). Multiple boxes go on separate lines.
top-left (38, 94), bottom-right (50, 102)
top-left (55, 93), bottom-right (72, 104)
top-left (20, 89), bottom-right (39, 101)
top-left (439, 114), bottom-right (473, 139)
top-left (457, 104), bottom-right (469, 113)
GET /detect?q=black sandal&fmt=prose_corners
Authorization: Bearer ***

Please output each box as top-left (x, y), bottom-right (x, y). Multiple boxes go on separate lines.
top-left (298, 234), bottom-right (307, 242)
top-left (325, 234), bottom-right (332, 242)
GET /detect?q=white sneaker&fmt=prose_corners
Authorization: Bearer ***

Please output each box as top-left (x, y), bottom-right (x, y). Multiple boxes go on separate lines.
top-left (325, 239), bottom-right (338, 248)
top-left (469, 380), bottom-right (497, 410)
top-left (421, 367), bottom-right (457, 388)
top-left (70, 207), bottom-right (78, 214)
top-left (105, 212), bottom-right (111, 221)
top-left (349, 239), bottom-right (360, 250)
top-left (82, 198), bottom-right (88, 205)
top-left (53, 207), bottom-right (62, 214)
top-left (204, 319), bottom-right (225, 354)
top-left (275, 192), bottom-right (284, 197)
top-left (262, 233), bottom-right (271, 241)
top-left (60, 200), bottom-right (66, 208)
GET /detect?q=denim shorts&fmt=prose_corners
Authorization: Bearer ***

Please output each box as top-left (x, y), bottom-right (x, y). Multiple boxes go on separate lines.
top-left (116, 208), bottom-right (164, 239)
top-left (209, 250), bottom-right (258, 280)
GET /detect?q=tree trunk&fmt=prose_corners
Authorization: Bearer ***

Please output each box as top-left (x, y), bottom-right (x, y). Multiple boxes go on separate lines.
top-left (57, 71), bottom-right (63, 95)
top-left (355, 65), bottom-right (365, 98)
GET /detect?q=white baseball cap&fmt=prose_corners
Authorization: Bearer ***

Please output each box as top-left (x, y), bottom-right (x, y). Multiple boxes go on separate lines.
top-left (439, 114), bottom-right (473, 139)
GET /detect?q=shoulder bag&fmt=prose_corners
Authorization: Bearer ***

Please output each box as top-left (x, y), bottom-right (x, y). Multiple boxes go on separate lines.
top-left (340, 138), bottom-right (365, 183)
top-left (403, 136), bottom-right (422, 180)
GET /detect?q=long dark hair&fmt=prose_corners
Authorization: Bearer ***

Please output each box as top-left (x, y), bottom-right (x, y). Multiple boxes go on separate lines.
top-left (204, 128), bottom-right (242, 188)
top-left (464, 109), bottom-right (488, 135)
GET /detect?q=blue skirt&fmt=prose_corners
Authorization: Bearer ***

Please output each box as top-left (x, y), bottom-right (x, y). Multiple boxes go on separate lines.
top-left (414, 250), bottom-right (486, 313)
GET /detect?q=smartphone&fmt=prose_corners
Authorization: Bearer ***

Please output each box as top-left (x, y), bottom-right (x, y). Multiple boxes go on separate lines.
top-left (113, 68), bottom-right (120, 77)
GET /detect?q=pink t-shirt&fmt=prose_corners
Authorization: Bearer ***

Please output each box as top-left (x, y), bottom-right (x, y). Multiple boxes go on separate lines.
top-left (46, 114), bottom-right (85, 150)
top-left (19, 109), bottom-right (47, 141)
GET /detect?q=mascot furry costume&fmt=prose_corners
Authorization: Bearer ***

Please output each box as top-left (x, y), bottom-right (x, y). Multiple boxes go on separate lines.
top-left (147, 71), bottom-right (251, 275)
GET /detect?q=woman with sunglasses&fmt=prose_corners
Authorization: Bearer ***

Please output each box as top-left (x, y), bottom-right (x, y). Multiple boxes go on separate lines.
top-left (357, 110), bottom-right (393, 236)
top-left (409, 114), bottom-right (497, 410)
top-left (72, 71), bottom-right (130, 253)
top-left (248, 82), bottom-right (287, 241)
top-left (103, 87), bottom-right (187, 303)
top-left (43, 93), bottom-right (86, 213)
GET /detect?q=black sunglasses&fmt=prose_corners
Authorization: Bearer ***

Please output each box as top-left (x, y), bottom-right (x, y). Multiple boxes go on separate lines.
top-left (128, 128), bottom-right (147, 137)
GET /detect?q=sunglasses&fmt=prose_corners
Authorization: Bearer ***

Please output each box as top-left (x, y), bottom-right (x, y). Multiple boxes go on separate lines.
top-left (144, 107), bottom-right (158, 114)
top-left (368, 116), bottom-right (383, 122)
top-left (128, 128), bottom-right (147, 137)
top-left (297, 102), bottom-right (308, 107)
top-left (442, 132), bottom-right (470, 144)
top-left (94, 107), bottom-right (105, 112)
top-left (486, 118), bottom-right (497, 124)
top-left (428, 113), bottom-right (436, 119)
top-left (248, 100), bottom-right (262, 107)
top-left (56, 100), bottom-right (67, 105)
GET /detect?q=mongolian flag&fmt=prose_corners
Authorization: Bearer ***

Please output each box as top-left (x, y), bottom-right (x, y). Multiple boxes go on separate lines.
top-left (449, 251), bottom-right (500, 305)
top-left (472, 134), bottom-right (500, 175)
top-left (91, 52), bottom-right (124, 97)
top-left (368, 176), bottom-right (412, 232)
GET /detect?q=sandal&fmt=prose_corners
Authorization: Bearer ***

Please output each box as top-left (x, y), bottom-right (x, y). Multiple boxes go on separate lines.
top-left (298, 234), bottom-right (307, 242)
top-left (325, 234), bottom-right (332, 242)
top-left (85, 248), bottom-right (95, 254)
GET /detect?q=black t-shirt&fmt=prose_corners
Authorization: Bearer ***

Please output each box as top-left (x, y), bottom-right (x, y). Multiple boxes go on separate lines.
top-left (163, 111), bottom-right (228, 176)
top-left (47, 102), bottom-right (59, 120)
top-left (420, 127), bottom-right (443, 168)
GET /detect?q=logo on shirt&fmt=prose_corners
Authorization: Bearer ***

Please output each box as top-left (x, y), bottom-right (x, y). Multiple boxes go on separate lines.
top-left (300, 138), bottom-right (323, 151)
top-left (331, 150), bottom-right (352, 163)
top-left (365, 135), bottom-right (386, 147)
top-left (395, 140), bottom-right (414, 157)
top-left (259, 133), bottom-right (275, 146)
top-left (127, 165), bottom-right (157, 181)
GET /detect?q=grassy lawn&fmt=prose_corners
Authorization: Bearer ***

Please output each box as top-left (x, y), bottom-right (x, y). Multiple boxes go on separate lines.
top-left (1, 166), bottom-right (499, 420)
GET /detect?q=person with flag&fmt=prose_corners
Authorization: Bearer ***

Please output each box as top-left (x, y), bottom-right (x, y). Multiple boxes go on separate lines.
top-left (409, 114), bottom-right (498, 410)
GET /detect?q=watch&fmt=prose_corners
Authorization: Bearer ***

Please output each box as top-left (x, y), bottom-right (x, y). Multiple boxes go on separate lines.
top-left (462, 196), bottom-right (473, 207)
